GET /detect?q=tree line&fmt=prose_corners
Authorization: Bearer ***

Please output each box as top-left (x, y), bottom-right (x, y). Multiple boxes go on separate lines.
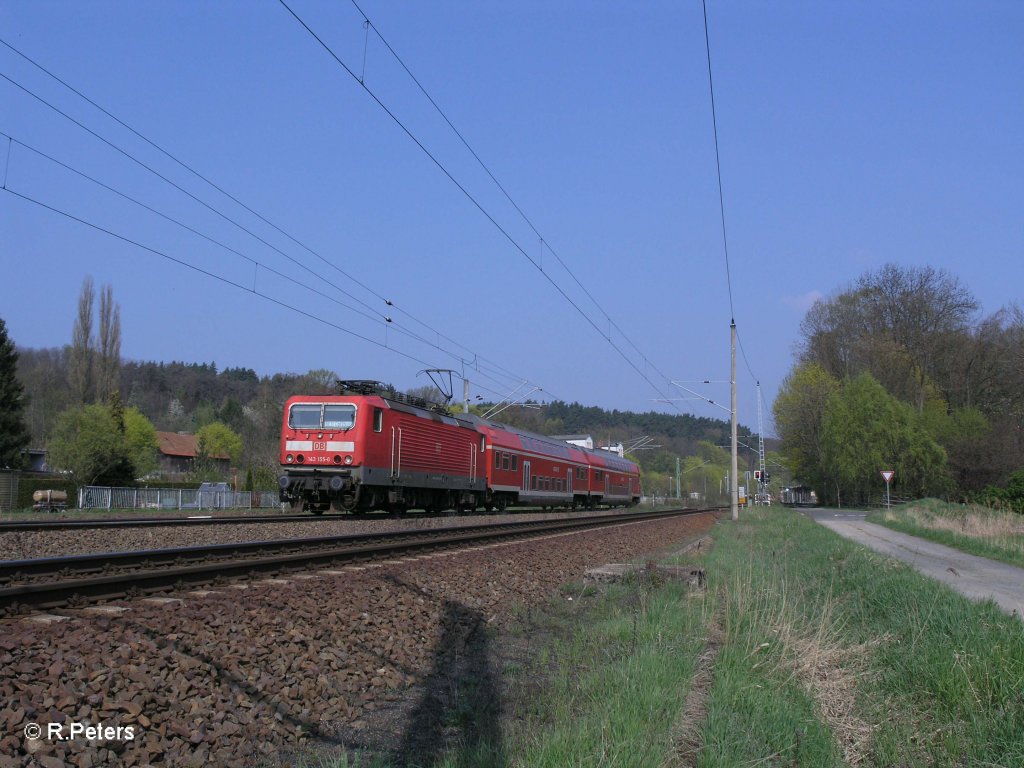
top-left (774, 264), bottom-right (1024, 506)
top-left (2, 278), bottom-right (764, 497)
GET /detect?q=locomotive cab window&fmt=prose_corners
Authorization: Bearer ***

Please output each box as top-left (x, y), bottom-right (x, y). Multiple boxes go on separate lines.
top-left (323, 404), bottom-right (356, 430)
top-left (289, 404), bottom-right (323, 430)
top-left (289, 403), bottom-right (356, 430)
top-left (373, 407), bottom-right (383, 433)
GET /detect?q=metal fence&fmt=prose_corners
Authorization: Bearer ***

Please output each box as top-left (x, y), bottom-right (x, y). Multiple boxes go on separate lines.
top-left (78, 486), bottom-right (280, 511)
top-left (0, 471), bottom-right (17, 512)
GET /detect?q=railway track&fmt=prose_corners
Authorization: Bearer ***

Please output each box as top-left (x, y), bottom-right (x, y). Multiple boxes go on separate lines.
top-left (0, 511), bottom-right (361, 532)
top-left (0, 507), bottom-right (718, 613)
top-left (0, 505), bottom-right (643, 532)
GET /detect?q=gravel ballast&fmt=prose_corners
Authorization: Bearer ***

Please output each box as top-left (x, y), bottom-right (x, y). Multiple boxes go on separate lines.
top-left (0, 509), bottom-right (636, 561)
top-left (0, 512), bottom-right (715, 767)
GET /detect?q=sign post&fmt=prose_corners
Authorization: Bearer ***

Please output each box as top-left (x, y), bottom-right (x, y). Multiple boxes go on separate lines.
top-left (880, 470), bottom-right (895, 509)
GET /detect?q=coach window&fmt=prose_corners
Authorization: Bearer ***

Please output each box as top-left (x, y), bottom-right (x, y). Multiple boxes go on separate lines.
top-left (511, 455), bottom-right (518, 471)
top-left (373, 408), bottom-right (383, 433)
top-left (495, 451), bottom-right (501, 470)
top-left (531, 476), bottom-right (537, 490)
top-left (502, 453), bottom-right (510, 471)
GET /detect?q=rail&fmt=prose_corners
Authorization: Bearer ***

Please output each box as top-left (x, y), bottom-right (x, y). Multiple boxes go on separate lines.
top-left (0, 507), bottom-right (721, 612)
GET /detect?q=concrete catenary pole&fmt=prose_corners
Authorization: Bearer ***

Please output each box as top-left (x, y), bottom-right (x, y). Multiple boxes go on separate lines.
top-left (463, 378), bottom-right (470, 413)
top-left (731, 321), bottom-right (739, 521)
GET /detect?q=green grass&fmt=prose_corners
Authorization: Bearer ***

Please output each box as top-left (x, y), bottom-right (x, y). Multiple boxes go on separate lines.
top-left (503, 575), bottom-right (711, 767)
top-left (696, 508), bottom-right (1024, 767)
top-left (867, 498), bottom-right (1024, 568)
top-left (286, 509), bottom-right (1024, 767)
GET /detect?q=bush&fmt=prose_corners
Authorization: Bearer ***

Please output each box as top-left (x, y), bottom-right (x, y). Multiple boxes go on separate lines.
top-left (974, 469), bottom-right (1024, 512)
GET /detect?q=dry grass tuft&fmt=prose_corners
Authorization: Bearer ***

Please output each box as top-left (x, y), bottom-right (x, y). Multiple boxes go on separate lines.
top-left (883, 503), bottom-right (1024, 552)
top-left (751, 590), bottom-right (880, 765)
top-left (787, 623), bottom-right (881, 765)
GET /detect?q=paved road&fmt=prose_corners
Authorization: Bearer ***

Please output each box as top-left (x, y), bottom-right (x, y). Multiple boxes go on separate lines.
top-left (803, 508), bottom-right (1024, 619)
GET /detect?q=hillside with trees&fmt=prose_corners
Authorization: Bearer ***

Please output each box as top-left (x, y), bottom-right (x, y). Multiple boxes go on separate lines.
top-left (774, 264), bottom-right (1024, 506)
top-left (10, 279), bottom-right (758, 498)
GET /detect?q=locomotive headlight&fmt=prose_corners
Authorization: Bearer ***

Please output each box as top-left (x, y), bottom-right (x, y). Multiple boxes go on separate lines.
top-left (344, 455), bottom-right (353, 465)
top-left (296, 454), bottom-right (305, 463)
top-left (286, 454), bottom-right (294, 463)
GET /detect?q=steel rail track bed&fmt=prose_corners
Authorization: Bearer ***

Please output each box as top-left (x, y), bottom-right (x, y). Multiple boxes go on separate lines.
top-left (0, 505), bottom-right (647, 532)
top-left (0, 512), bottom-right (377, 532)
top-left (0, 508), bottom-right (719, 613)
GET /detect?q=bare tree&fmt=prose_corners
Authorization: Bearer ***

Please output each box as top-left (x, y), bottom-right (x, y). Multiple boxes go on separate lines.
top-left (800, 264), bottom-right (978, 412)
top-left (96, 284), bottom-right (121, 402)
top-left (69, 276), bottom-right (95, 404)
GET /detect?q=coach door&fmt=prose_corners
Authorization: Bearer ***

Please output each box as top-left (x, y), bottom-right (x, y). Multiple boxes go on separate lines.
top-left (522, 461), bottom-right (531, 493)
top-left (567, 468), bottom-right (573, 496)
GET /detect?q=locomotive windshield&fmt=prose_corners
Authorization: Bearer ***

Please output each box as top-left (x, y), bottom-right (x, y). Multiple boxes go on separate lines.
top-left (288, 403), bottom-right (356, 430)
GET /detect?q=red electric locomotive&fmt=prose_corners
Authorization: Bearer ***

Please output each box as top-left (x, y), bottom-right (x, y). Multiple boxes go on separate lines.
top-left (279, 381), bottom-right (642, 514)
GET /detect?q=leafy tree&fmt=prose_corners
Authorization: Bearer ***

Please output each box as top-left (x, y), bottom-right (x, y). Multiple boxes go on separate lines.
top-left (0, 317), bottom-right (31, 468)
top-left (772, 363), bottom-right (840, 492)
top-left (821, 373), bottom-right (946, 504)
top-left (96, 284), bottom-right (121, 402)
top-left (49, 403), bottom-right (134, 486)
top-left (124, 407), bottom-right (158, 477)
top-left (217, 397), bottom-right (246, 431)
top-left (195, 421), bottom-right (243, 465)
top-left (248, 463), bottom-right (279, 490)
top-left (69, 276), bottom-right (95, 404)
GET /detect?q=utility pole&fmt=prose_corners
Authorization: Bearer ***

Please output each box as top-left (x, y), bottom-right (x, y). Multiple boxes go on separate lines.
top-left (731, 321), bottom-right (739, 521)
top-left (463, 378), bottom-right (470, 413)
top-left (756, 382), bottom-right (766, 502)
top-left (675, 456), bottom-right (681, 499)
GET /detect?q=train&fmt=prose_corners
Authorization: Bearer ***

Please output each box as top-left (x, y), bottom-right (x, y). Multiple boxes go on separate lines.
top-left (278, 381), bottom-right (642, 514)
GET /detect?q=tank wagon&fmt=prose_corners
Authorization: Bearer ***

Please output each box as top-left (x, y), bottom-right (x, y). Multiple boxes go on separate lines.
top-left (278, 381), bottom-right (641, 514)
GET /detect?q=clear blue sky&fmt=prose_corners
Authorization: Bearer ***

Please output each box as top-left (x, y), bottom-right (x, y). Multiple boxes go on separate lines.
top-left (2, 1), bottom-right (1021, 434)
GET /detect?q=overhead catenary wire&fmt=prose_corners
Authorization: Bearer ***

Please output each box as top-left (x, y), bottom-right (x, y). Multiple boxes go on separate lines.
top-left (0, 143), bottom-right (544, 400)
top-left (2, 183), bottom-right (526, 403)
top-left (278, 0), bottom-right (689, 415)
top-left (0, 129), bottom-right (534, 396)
top-left (347, 0), bottom-right (689, 399)
top-left (0, 57), bottom-right (541, 397)
top-left (0, 37), bottom-right (528, 391)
